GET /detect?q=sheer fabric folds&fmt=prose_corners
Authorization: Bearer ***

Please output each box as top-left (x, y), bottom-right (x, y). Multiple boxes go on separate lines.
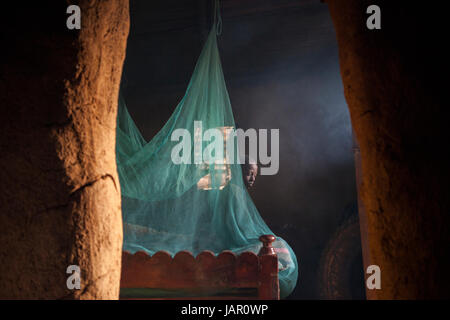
top-left (116, 23), bottom-right (298, 298)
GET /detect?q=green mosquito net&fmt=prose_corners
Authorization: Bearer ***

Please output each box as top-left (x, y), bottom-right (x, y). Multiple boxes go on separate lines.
top-left (116, 2), bottom-right (298, 298)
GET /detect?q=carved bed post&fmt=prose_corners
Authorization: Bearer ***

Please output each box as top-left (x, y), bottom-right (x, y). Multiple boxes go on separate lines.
top-left (258, 235), bottom-right (280, 300)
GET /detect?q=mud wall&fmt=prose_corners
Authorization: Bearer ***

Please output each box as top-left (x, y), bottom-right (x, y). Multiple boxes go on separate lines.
top-left (327, 0), bottom-right (449, 299)
top-left (0, 1), bottom-right (129, 299)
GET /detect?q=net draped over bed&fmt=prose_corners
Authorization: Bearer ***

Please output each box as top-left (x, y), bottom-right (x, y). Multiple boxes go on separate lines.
top-left (116, 7), bottom-right (298, 298)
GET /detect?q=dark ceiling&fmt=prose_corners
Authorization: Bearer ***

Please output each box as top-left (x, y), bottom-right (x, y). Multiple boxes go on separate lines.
top-left (124, 0), bottom-right (333, 89)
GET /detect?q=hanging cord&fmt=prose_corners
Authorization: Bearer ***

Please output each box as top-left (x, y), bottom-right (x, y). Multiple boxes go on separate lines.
top-left (213, 0), bottom-right (222, 35)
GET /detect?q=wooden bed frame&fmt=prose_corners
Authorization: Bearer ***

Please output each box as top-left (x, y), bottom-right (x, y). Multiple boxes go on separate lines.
top-left (120, 235), bottom-right (279, 300)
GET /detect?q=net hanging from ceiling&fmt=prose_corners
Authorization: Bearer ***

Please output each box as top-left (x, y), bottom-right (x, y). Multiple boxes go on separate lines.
top-left (116, 0), bottom-right (298, 298)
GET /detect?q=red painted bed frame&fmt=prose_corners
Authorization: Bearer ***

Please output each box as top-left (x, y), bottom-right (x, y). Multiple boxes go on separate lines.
top-left (120, 235), bottom-right (279, 300)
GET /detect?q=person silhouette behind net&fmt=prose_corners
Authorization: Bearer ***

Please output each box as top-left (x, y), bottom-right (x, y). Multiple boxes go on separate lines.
top-left (241, 155), bottom-right (258, 189)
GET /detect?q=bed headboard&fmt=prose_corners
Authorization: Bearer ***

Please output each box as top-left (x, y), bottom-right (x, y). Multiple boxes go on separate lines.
top-left (120, 235), bottom-right (279, 300)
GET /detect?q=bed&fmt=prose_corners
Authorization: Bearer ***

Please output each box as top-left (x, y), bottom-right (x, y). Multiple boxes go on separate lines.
top-left (120, 235), bottom-right (279, 300)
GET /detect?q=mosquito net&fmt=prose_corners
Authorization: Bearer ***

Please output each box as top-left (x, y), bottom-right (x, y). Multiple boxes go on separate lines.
top-left (116, 1), bottom-right (298, 298)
